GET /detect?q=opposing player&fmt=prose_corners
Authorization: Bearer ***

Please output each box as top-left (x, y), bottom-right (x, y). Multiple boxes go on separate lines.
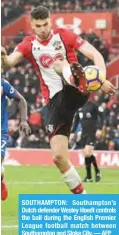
top-left (71, 101), bottom-right (103, 182)
top-left (1, 6), bottom-right (116, 194)
top-left (1, 78), bottom-right (31, 200)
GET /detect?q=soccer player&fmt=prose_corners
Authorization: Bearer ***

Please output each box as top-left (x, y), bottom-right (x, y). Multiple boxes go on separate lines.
top-left (1, 78), bottom-right (31, 200)
top-left (71, 101), bottom-right (104, 182)
top-left (1, 6), bottom-right (116, 194)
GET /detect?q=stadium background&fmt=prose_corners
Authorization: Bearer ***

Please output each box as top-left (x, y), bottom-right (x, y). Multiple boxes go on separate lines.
top-left (1, 1), bottom-right (119, 234)
top-left (1, 0), bottom-right (119, 163)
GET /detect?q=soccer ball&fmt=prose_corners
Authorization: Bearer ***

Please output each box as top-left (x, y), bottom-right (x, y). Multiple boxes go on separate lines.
top-left (83, 65), bottom-right (105, 91)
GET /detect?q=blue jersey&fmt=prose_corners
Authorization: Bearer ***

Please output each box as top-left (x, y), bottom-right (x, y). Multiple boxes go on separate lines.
top-left (1, 78), bottom-right (18, 134)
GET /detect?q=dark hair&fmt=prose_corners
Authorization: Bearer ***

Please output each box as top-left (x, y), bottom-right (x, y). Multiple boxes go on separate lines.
top-left (31, 6), bottom-right (50, 20)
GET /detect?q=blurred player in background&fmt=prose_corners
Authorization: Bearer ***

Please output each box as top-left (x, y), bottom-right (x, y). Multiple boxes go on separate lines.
top-left (1, 78), bottom-right (31, 201)
top-left (1, 6), bottom-right (116, 194)
top-left (71, 101), bottom-right (104, 182)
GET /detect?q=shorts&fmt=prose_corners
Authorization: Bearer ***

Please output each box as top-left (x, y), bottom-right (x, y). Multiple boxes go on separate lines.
top-left (45, 85), bottom-right (89, 139)
top-left (79, 133), bottom-right (96, 148)
top-left (1, 134), bottom-right (8, 158)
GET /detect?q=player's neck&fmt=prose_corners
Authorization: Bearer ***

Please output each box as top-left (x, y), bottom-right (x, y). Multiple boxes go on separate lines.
top-left (36, 30), bottom-right (53, 43)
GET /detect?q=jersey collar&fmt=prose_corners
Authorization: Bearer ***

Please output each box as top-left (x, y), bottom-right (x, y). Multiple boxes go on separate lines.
top-left (35, 30), bottom-right (53, 45)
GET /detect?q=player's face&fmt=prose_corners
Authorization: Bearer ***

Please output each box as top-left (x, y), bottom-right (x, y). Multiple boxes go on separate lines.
top-left (31, 18), bottom-right (52, 40)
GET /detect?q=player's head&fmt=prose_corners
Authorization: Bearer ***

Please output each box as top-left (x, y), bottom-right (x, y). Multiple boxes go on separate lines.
top-left (31, 6), bottom-right (52, 40)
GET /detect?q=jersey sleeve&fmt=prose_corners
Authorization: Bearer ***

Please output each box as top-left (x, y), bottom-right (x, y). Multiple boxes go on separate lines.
top-left (14, 36), bottom-right (32, 60)
top-left (60, 29), bottom-right (85, 50)
top-left (3, 80), bottom-right (17, 99)
top-left (73, 34), bottom-right (85, 50)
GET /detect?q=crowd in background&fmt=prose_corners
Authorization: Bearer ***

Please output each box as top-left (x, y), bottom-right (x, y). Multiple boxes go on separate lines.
top-left (69, 91), bottom-right (119, 151)
top-left (1, 0), bottom-right (24, 26)
top-left (78, 30), bottom-right (110, 65)
top-left (1, 28), bottom-right (119, 151)
top-left (1, 0), bottom-right (119, 26)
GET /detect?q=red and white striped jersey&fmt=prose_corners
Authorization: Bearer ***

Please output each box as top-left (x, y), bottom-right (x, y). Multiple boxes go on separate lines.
top-left (16, 28), bottom-right (85, 103)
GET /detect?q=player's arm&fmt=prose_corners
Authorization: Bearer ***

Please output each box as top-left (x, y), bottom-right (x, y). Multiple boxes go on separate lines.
top-left (53, 29), bottom-right (86, 92)
top-left (14, 91), bottom-right (28, 122)
top-left (14, 92), bottom-right (31, 136)
top-left (78, 41), bottom-right (106, 77)
top-left (78, 41), bottom-right (116, 94)
top-left (1, 46), bottom-right (23, 68)
top-left (3, 80), bottom-right (31, 136)
top-left (1, 38), bottom-right (30, 68)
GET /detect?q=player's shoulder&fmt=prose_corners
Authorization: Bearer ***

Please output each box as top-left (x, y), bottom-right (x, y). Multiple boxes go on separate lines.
top-left (54, 28), bottom-right (83, 46)
top-left (1, 79), bottom-right (10, 95)
top-left (1, 78), bottom-right (9, 86)
top-left (54, 27), bottom-right (75, 37)
top-left (22, 35), bottom-right (36, 43)
top-left (15, 35), bottom-right (36, 56)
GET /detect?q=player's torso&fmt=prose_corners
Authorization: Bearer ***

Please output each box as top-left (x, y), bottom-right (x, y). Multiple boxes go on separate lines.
top-left (32, 34), bottom-right (66, 67)
top-left (1, 94), bottom-right (8, 134)
top-left (30, 31), bottom-right (77, 101)
top-left (31, 33), bottom-right (66, 99)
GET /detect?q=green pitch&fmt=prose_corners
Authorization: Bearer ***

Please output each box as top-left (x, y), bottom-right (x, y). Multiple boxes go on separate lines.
top-left (1, 166), bottom-right (119, 235)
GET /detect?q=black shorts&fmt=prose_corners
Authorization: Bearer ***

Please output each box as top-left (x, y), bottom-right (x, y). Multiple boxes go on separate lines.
top-left (44, 85), bottom-right (89, 139)
top-left (79, 133), bottom-right (96, 148)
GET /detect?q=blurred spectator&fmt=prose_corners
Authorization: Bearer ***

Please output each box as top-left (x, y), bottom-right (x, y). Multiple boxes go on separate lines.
top-left (14, 29), bottom-right (27, 44)
top-left (28, 107), bottom-right (43, 129)
top-left (21, 134), bottom-right (41, 148)
top-left (28, 88), bottom-right (38, 104)
top-left (8, 99), bottom-right (19, 119)
top-left (1, 0), bottom-right (24, 26)
top-left (2, 16), bottom-right (119, 150)
top-left (1, 0), bottom-right (119, 26)
top-left (95, 130), bottom-right (109, 150)
top-left (7, 119), bottom-right (20, 147)
top-left (70, 91), bottom-right (119, 151)
top-left (38, 128), bottom-right (50, 148)
top-left (77, 30), bottom-right (109, 64)
top-left (20, 128), bottom-right (49, 148)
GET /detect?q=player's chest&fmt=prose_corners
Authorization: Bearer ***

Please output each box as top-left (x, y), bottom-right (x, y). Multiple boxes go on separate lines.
top-left (32, 35), bottom-right (66, 68)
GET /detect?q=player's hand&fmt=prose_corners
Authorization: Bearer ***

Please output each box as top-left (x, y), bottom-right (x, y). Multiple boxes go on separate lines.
top-left (101, 80), bottom-right (116, 95)
top-left (1, 46), bottom-right (7, 58)
top-left (19, 121), bottom-right (31, 136)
